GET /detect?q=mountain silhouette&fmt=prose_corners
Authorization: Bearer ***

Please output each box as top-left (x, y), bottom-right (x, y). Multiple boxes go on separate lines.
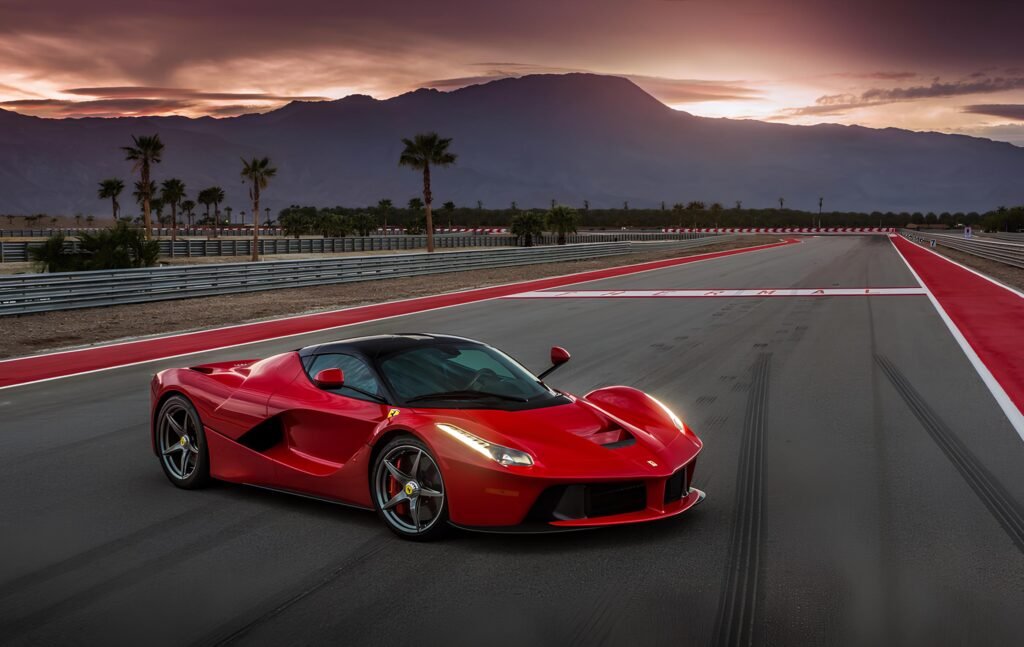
top-left (1, 73), bottom-right (1022, 215)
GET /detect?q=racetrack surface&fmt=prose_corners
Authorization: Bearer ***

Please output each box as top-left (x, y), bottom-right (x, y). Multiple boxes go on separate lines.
top-left (2, 235), bottom-right (1023, 646)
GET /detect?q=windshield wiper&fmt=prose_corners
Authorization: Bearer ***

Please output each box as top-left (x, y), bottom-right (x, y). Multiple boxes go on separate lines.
top-left (407, 390), bottom-right (529, 403)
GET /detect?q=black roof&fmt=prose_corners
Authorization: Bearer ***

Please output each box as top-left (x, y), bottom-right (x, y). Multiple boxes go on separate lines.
top-left (298, 334), bottom-right (484, 360)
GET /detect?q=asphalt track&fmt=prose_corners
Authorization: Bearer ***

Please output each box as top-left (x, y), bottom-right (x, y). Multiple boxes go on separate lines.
top-left (2, 235), bottom-right (1024, 646)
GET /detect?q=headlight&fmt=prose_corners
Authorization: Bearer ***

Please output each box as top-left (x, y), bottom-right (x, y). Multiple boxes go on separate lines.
top-left (436, 423), bottom-right (534, 467)
top-left (648, 395), bottom-right (685, 432)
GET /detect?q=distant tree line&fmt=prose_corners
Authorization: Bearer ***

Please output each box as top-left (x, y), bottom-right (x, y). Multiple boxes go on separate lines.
top-left (268, 203), bottom-right (1024, 233)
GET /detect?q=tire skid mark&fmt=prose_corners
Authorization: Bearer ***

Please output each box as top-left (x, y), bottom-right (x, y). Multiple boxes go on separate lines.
top-left (0, 501), bottom-right (221, 601)
top-left (0, 510), bottom-right (270, 639)
top-left (205, 532), bottom-right (392, 646)
top-left (713, 353), bottom-right (771, 647)
top-left (875, 355), bottom-right (1024, 553)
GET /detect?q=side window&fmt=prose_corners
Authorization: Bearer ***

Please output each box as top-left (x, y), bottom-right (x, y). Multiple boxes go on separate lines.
top-left (306, 354), bottom-right (383, 401)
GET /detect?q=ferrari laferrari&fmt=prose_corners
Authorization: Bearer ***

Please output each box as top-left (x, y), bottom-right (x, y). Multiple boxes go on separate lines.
top-left (150, 334), bottom-right (704, 539)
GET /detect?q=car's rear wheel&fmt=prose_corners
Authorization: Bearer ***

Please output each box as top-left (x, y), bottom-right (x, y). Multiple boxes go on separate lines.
top-left (156, 394), bottom-right (210, 489)
top-left (372, 436), bottom-right (448, 540)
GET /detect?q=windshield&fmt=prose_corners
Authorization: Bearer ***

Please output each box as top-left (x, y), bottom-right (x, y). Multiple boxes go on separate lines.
top-left (377, 343), bottom-right (559, 407)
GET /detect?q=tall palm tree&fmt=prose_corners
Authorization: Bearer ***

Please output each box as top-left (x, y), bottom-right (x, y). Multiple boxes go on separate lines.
top-left (98, 178), bottom-right (125, 222)
top-left (181, 199), bottom-right (196, 228)
top-left (133, 180), bottom-right (157, 210)
top-left (121, 134), bottom-right (164, 239)
top-left (197, 188), bottom-right (213, 222)
top-left (377, 199), bottom-right (393, 233)
top-left (398, 132), bottom-right (457, 253)
top-left (546, 204), bottom-right (578, 245)
top-left (160, 178), bottom-right (186, 241)
top-left (212, 188), bottom-right (225, 220)
top-left (240, 157), bottom-right (277, 262)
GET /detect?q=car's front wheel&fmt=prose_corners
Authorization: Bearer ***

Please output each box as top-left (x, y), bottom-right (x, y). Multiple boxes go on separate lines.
top-left (372, 436), bottom-right (448, 540)
top-left (155, 394), bottom-right (210, 489)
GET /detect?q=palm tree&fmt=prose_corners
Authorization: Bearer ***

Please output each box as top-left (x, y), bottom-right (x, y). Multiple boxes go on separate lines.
top-left (181, 199), bottom-right (196, 227)
top-left (133, 180), bottom-right (157, 211)
top-left (98, 178), bottom-right (124, 222)
top-left (672, 202), bottom-right (685, 228)
top-left (408, 197), bottom-right (424, 211)
top-left (398, 132), bottom-right (457, 253)
top-left (197, 188), bottom-right (213, 222)
top-left (546, 205), bottom-right (578, 245)
top-left (240, 157), bottom-right (277, 262)
top-left (442, 201), bottom-right (456, 228)
top-left (511, 211), bottom-right (545, 247)
top-left (160, 178), bottom-right (186, 241)
top-left (86, 215), bottom-right (95, 227)
top-left (121, 134), bottom-right (164, 239)
top-left (205, 186), bottom-right (225, 222)
top-left (377, 199), bottom-right (393, 233)
top-left (778, 197), bottom-right (785, 209)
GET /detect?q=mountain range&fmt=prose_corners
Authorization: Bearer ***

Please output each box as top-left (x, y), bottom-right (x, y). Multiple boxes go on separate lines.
top-left (1, 73), bottom-right (1022, 216)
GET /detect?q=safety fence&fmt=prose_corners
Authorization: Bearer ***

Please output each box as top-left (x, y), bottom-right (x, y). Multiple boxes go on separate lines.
top-left (0, 231), bottom-right (714, 263)
top-left (900, 229), bottom-right (1024, 269)
top-left (0, 236), bottom-right (727, 315)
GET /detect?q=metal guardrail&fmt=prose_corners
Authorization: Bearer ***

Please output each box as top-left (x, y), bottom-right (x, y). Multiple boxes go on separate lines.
top-left (900, 229), bottom-right (1024, 269)
top-left (0, 236), bottom-right (727, 315)
top-left (0, 231), bottom-right (712, 263)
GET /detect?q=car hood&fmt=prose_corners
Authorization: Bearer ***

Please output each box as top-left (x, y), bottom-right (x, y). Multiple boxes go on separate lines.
top-left (417, 395), bottom-right (699, 476)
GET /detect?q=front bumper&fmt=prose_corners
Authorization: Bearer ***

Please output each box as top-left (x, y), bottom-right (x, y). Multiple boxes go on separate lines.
top-left (451, 488), bottom-right (706, 533)
top-left (442, 452), bottom-right (704, 529)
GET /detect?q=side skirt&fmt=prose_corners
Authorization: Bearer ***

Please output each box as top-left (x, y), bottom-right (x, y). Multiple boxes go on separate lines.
top-left (241, 483), bottom-right (375, 512)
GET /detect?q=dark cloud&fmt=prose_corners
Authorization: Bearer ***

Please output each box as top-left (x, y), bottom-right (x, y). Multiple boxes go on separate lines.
top-left (0, 98), bottom-right (194, 117)
top-left (834, 72), bottom-right (917, 80)
top-left (63, 86), bottom-right (328, 101)
top-left (862, 77), bottom-right (1024, 102)
top-left (784, 75), bottom-right (1024, 117)
top-left (962, 104), bottom-right (1024, 121)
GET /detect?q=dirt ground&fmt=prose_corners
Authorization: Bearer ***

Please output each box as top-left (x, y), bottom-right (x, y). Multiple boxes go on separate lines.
top-left (0, 236), bottom-right (778, 358)
top-left (906, 238), bottom-right (1024, 292)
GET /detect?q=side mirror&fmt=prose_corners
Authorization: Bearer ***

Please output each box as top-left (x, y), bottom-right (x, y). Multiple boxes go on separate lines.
top-left (313, 367), bottom-right (345, 389)
top-left (538, 346), bottom-right (571, 380)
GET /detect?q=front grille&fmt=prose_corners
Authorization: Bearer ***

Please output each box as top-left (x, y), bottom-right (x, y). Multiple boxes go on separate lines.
top-left (586, 482), bottom-right (647, 517)
top-left (527, 481), bottom-right (647, 521)
top-left (664, 465), bottom-right (689, 504)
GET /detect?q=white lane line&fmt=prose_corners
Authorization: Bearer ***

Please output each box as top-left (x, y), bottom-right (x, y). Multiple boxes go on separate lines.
top-left (506, 287), bottom-right (928, 299)
top-left (889, 238), bottom-right (1024, 442)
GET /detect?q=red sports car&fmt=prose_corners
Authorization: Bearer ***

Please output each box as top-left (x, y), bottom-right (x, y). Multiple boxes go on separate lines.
top-left (150, 334), bottom-right (704, 539)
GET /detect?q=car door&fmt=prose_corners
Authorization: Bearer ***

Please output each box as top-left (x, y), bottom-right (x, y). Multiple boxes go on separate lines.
top-left (268, 353), bottom-right (388, 469)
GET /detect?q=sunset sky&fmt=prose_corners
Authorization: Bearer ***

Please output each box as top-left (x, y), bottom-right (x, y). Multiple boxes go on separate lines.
top-left (1, 0), bottom-right (1022, 144)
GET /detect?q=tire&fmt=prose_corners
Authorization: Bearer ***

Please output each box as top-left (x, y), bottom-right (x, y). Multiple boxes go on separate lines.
top-left (372, 435), bottom-right (449, 541)
top-left (155, 394), bottom-right (211, 490)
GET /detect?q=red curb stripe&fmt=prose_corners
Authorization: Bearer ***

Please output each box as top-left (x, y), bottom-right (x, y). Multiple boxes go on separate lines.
top-left (891, 236), bottom-right (1024, 424)
top-left (0, 239), bottom-right (798, 388)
